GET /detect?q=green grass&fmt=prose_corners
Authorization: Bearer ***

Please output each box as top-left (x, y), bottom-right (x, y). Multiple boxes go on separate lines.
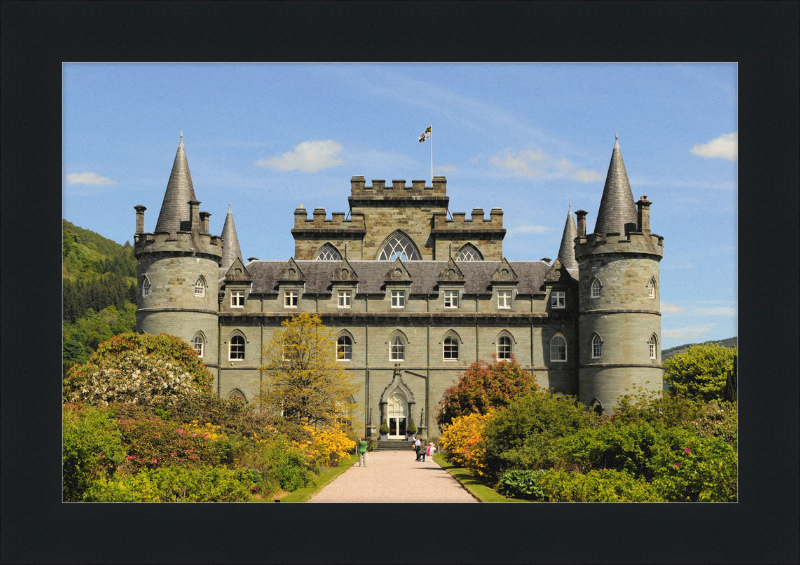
top-left (255, 454), bottom-right (360, 503)
top-left (433, 454), bottom-right (530, 502)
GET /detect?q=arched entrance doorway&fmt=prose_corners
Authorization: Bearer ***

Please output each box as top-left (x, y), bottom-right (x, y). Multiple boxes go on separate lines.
top-left (387, 393), bottom-right (407, 439)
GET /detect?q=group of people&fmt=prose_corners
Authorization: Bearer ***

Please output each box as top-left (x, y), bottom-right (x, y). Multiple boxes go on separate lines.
top-left (413, 435), bottom-right (435, 462)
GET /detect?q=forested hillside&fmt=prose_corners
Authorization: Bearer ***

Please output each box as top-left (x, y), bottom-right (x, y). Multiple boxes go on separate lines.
top-left (63, 220), bottom-right (138, 366)
top-left (662, 337), bottom-right (737, 361)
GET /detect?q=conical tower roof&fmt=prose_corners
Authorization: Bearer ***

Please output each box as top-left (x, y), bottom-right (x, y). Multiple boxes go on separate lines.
top-left (221, 203), bottom-right (243, 272)
top-left (155, 132), bottom-right (197, 233)
top-left (557, 203), bottom-right (579, 270)
top-left (593, 134), bottom-right (637, 236)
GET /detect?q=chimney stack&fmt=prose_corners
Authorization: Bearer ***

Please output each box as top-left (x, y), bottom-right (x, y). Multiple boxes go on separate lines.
top-left (134, 205), bottom-right (146, 234)
top-left (576, 210), bottom-right (587, 236)
top-left (188, 200), bottom-right (201, 231)
top-left (200, 211), bottom-right (211, 234)
top-left (636, 197), bottom-right (651, 232)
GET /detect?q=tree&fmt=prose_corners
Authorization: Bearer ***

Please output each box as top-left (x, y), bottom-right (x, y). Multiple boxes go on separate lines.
top-left (256, 313), bottom-right (359, 429)
top-left (663, 343), bottom-right (737, 402)
top-left (435, 356), bottom-right (539, 429)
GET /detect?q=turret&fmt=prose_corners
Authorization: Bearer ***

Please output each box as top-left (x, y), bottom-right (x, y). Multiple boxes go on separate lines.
top-left (134, 132), bottom-right (222, 384)
top-left (221, 203), bottom-right (244, 272)
top-left (574, 135), bottom-right (664, 414)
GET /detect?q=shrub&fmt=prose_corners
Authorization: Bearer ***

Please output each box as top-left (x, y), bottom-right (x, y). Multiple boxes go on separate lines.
top-left (379, 422), bottom-right (389, 435)
top-left (305, 424), bottom-right (356, 467)
top-left (663, 343), bottom-right (737, 402)
top-left (84, 465), bottom-right (253, 502)
top-left (63, 403), bottom-right (127, 501)
top-left (439, 411), bottom-right (494, 477)
top-left (436, 357), bottom-right (539, 429)
top-left (496, 469), bottom-right (548, 500)
top-left (538, 469), bottom-right (663, 502)
top-left (234, 435), bottom-right (316, 492)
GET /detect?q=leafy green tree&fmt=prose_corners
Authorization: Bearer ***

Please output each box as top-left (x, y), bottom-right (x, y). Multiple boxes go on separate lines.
top-left (435, 357), bottom-right (539, 429)
top-left (663, 343), bottom-right (737, 402)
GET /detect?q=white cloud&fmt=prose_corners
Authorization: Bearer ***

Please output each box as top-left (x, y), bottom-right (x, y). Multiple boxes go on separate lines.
top-left (689, 132), bottom-right (738, 161)
top-left (660, 302), bottom-right (686, 314)
top-left (695, 306), bottom-right (737, 316)
top-left (663, 323), bottom-right (716, 340)
top-left (438, 164), bottom-right (457, 173)
top-left (507, 225), bottom-right (549, 234)
top-left (66, 172), bottom-right (117, 185)
top-left (555, 159), bottom-right (574, 170)
top-left (490, 149), bottom-right (547, 178)
top-left (572, 169), bottom-right (604, 182)
top-left (255, 140), bottom-right (343, 173)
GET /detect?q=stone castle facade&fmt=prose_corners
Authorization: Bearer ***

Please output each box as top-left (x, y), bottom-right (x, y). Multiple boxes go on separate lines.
top-left (134, 132), bottom-right (664, 437)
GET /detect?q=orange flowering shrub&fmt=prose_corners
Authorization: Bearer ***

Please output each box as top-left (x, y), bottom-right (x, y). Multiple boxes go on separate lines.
top-left (439, 411), bottom-right (495, 477)
top-left (304, 424), bottom-right (356, 467)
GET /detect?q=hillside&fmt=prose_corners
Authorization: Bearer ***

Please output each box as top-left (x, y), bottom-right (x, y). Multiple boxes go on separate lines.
top-left (661, 337), bottom-right (737, 360)
top-left (63, 219), bottom-right (136, 280)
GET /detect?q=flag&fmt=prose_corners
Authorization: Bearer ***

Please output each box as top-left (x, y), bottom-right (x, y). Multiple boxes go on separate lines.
top-left (418, 126), bottom-right (431, 143)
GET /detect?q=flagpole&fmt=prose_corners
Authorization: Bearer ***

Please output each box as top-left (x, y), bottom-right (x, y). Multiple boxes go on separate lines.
top-left (430, 123), bottom-right (433, 184)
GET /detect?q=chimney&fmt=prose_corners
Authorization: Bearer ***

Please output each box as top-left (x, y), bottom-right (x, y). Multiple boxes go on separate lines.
top-left (636, 197), bottom-right (651, 232)
top-left (200, 211), bottom-right (211, 234)
top-left (188, 200), bottom-right (201, 230)
top-left (576, 210), bottom-right (587, 236)
top-left (134, 205), bottom-right (146, 234)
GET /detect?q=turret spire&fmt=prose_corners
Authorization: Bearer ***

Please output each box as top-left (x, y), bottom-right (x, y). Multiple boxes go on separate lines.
top-left (154, 134), bottom-right (197, 233)
top-left (593, 134), bottom-right (637, 236)
top-left (221, 204), bottom-right (243, 272)
top-left (557, 202), bottom-right (579, 270)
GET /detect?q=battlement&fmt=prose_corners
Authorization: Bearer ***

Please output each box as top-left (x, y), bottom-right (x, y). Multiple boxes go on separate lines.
top-left (134, 231), bottom-right (223, 259)
top-left (292, 208), bottom-right (367, 232)
top-left (575, 231), bottom-right (664, 259)
top-left (349, 175), bottom-right (448, 201)
top-left (432, 208), bottom-right (504, 232)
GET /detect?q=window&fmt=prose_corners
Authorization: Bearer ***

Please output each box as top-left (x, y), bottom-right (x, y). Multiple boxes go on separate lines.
top-left (390, 336), bottom-right (405, 361)
top-left (551, 291), bottom-right (565, 309)
top-left (592, 335), bottom-right (602, 359)
top-left (457, 244), bottom-right (483, 261)
top-left (195, 277), bottom-right (205, 297)
top-left (591, 279), bottom-right (601, 298)
top-left (284, 291), bottom-right (298, 308)
top-left (316, 244), bottom-right (342, 261)
top-left (337, 335), bottom-right (352, 361)
top-left (498, 290), bottom-right (511, 309)
top-left (649, 335), bottom-right (657, 359)
top-left (379, 232), bottom-right (421, 261)
top-left (142, 277), bottom-right (151, 297)
top-left (228, 389), bottom-right (246, 403)
top-left (550, 335), bottom-right (567, 362)
top-left (444, 336), bottom-right (459, 360)
top-left (648, 279), bottom-right (656, 298)
top-left (444, 290), bottom-right (459, 308)
top-left (338, 291), bottom-right (351, 308)
top-left (193, 335), bottom-right (204, 358)
top-left (497, 336), bottom-right (512, 360)
top-left (391, 290), bottom-right (405, 308)
top-left (231, 291), bottom-right (245, 308)
top-left (229, 335), bottom-right (245, 360)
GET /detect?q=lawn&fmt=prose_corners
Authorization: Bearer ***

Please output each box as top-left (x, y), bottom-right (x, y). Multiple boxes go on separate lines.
top-left (250, 453), bottom-right (360, 503)
top-left (433, 453), bottom-right (530, 503)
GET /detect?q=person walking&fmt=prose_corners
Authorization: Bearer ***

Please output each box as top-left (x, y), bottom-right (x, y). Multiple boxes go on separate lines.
top-left (414, 435), bottom-right (422, 461)
top-left (425, 442), bottom-right (435, 462)
top-left (357, 437), bottom-right (368, 467)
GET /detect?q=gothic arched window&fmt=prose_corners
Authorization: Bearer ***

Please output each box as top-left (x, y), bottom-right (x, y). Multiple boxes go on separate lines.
top-left (592, 334), bottom-right (603, 359)
top-left (337, 334), bottom-right (353, 361)
top-left (194, 277), bottom-right (206, 297)
top-left (591, 278), bottom-right (602, 298)
top-left (379, 232), bottom-right (421, 261)
top-left (390, 336), bottom-right (405, 361)
top-left (193, 333), bottom-right (205, 358)
top-left (457, 244), bottom-right (483, 261)
top-left (142, 276), bottom-right (151, 297)
top-left (649, 334), bottom-right (658, 359)
top-left (497, 335), bottom-right (512, 360)
top-left (228, 389), bottom-right (246, 403)
top-left (316, 244), bottom-right (342, 261)
top-left (443, 336), bottom-right (459, 360)
top-left (550, 335), bottom-right (567, 362)
top-left (229, 334), bottom-right (245, 361)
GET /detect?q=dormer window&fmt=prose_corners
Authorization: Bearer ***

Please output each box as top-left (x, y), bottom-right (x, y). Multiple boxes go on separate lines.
top-left (591, 279), bottom-right (601, 298)
top-left (391, 290), bottom-right (405, 308)
top-left (338, 291), bottom-right (352, 308)
top-left (444, 291), bottom-right (459, 308)
top-left (498, 291), bottom-right (511, 309)
top-left (284, 291), bottom-right (298, 308)
top-left (551, 291), bottom-right (565, 309)
top-left (231, 291), bottom-right (245, 308)
top-left (195, 277), bottom-right (206, 297)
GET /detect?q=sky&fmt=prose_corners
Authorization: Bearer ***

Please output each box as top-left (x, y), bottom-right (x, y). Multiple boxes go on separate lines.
top-left (63, 63), bottom-right (737, 349)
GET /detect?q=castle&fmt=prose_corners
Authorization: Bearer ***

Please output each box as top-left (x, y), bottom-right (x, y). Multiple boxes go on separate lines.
top-left (133, 132), bottom-right (664, 437)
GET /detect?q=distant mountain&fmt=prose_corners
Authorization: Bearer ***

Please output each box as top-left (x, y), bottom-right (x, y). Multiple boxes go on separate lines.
top-left (661, 337), bottom-right (737, 360)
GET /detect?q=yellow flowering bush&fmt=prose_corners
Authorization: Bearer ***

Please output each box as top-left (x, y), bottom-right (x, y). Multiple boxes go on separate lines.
top-left (304, 424), bottom-right (356, 467)
top-left (439, 411), bottom-right (494, 477)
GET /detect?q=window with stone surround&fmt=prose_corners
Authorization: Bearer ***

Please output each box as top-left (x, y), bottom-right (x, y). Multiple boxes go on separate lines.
top-left (316, 244), bottom-right (342, 261)
top-left (443, 336), bottom-right (459, 360)
top-left (498, 290), bottom-right (511, 309)
top-left (193, 334), bottom-right (204, 358)
top-left (195, 277), bottom-right (206, 297)
top-left (457, 244), bottom-right (483, 261)
top-left (648, 278), bottom-right (656, 298)
top-left (391, 290), bottom-right (405, 308)
top-left (390, 336), bottom-right (405, 361)
top-left (228, 389), bottom-right (246, 403)
top-left (337, 334), bottom-right (352, 361)
top-left (497, 335), bottom-right (512, 360)
top-left (550, 335), bottom-right (567, 362)
top-left (379, 232), bottom-right (421, 261)
top-left (444, 290), bottom-right (459, 308)
top-left (284, 291), bottom-right (298, 308)
top-left (591, 279), bottom-right (601, 298)
top-left (338, 291), bottom-right (351, 308)
top-left (229, 335), bottom-right (245, 361)
top-left (551, 291), bottom-right (565, 309)
top-left (142, 276), bottom-right (151, 297)
top-left (649, 334), bottom-right (657, 359)
top-left (231, 291), bottom-right (245, 308)
top-left (591, 334), bottom-right (603, 359)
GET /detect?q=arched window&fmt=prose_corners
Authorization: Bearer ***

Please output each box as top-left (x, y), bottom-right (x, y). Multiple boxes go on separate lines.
top-left (228, 389), bottom-right (246, 403)
top-left (142, 276), bottom-right (151, 297)
top-left (337, 334), bottom-right (353, 361)
top-left (550, 335), bottom-right (567, 362)
top-left (591, 334), bottom-right (603, 359)
top-left (457, 244), bottom-right (483, 261)
top-left (229, 334), bottom-right (245, 361)
top-left (390, 335), bottom-right (405, 361)
top-left (649, 334), bottom-right (658, 359)
top-left (591, 278), bottom-right (602, 298)
top-left (194, 277), bottom-right (206, 297)
top-left (378, 232), bottom-right (421, 261)
top-left (443, 336), bottom-right (459, 360)
top-left (193, 334), bottom-right (205, 358)
top-left (497, 335), bottom-right (512, 360)
top-left (590, 398), bottom-right (604, 415)
top-left (648, 278), bottom-right (656, 299)
top-left (316, 244), bottom-right (342, 261)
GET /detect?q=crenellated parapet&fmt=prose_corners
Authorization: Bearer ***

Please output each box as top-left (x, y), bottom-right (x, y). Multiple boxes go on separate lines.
top-left (291, 207), bottom-right (367, 240)
top-left (348, 175), bottom-right (449, 205)
top-left (134, 231), bottom-right (223, 260)
top-left (432, 208), bottom-right (504, 234)
top-left (575, 231), bottom-right (664, 259)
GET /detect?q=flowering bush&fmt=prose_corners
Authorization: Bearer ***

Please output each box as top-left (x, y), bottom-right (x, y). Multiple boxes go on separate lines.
top-left (538, 469), bottom-right (663, 502)
top-left (305, 424), bottom-right (356, 467)
top-left (439, 411), bottom-right (494, 477)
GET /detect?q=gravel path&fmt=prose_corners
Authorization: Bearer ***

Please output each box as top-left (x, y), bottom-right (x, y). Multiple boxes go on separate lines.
top-left (309, 451), bottom-right (477, 503)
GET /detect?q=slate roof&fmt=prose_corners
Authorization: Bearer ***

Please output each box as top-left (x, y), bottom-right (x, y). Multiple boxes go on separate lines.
top-left (221, 204), bottom-right (243, 272)
top-left (155, 134), bottom-right (197, 233)
top-left (246, 260), bottom-right (550, 296)
top-left (557, 204), bottom-right (579, 271)
top-left (593, 137), bottom-right (638, 236)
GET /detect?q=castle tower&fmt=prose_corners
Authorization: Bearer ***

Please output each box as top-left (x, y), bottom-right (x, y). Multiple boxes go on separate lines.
top-left (220, 203), bottom-right (243, 272)
top-left (133, 132), bottom-right (223, 378)
top-left (574, 135), bottom-right (664, 414)
top-left (557, 202), bottom-right (579, 272)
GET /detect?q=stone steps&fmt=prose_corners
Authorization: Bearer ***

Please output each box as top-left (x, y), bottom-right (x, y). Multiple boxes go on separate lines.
top-left (374, 440), bottom-right (415, 451)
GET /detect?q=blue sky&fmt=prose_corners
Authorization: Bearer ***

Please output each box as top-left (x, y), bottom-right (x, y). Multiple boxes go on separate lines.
top-left (63, 63), bottom-right (737, 349)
